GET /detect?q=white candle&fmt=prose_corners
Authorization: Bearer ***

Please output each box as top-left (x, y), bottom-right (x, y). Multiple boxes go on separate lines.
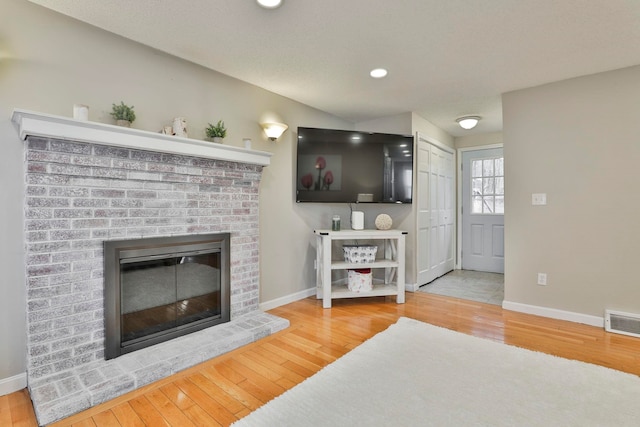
top-left (351, 211), bottom-right (364, 230)
top-left (73, 104), bottom-right (89, 121)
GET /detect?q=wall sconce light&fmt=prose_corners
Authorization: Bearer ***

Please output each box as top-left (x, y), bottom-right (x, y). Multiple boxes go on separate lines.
top-left (261, 122), bottom-right (289, 141)
top-left (456, 116), bottom-right (481, 130)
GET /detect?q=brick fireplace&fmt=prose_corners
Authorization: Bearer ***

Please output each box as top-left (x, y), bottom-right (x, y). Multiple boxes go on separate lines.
top-left (13, 110), bottom-right (289, 425)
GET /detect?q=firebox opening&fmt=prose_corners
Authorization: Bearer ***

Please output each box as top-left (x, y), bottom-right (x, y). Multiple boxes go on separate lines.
top-left (104, 233), bottom-right (231, 359)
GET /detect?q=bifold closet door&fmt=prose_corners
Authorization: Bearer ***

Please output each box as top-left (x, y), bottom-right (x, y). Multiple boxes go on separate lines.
top-left (417, 137), bottom-right (455, 285)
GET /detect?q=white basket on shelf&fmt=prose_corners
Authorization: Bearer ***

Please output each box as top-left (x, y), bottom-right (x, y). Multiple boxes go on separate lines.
top-left (342, 245), bottom-right (377, 263)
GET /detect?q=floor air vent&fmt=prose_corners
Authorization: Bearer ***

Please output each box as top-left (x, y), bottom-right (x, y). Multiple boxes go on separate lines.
top-left (605, 310), bottom-right (640, 338)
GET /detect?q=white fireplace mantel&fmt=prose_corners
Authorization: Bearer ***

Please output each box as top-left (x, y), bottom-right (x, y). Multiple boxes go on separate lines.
top-left (11, 109), bottom-right (272, 166)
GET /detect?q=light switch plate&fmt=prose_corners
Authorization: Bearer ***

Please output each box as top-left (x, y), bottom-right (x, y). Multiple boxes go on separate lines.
top-left (537, 273), bottom-right (547, 285)
top-left (532, 193), bottom-right (547, 205)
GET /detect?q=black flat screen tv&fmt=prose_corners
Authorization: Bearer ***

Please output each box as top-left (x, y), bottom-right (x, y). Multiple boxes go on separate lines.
top-left (296, 127), bottom-right (414, 203)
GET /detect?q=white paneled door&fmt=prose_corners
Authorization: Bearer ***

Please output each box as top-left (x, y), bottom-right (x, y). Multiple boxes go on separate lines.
top-left (417, 136), bottom-right (455, 285)
top-left (461, 148), bottom-right (504, 273)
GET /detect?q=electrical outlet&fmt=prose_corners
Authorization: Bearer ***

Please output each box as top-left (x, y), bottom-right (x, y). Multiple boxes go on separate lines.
top-left (537, 273), bottom-right (547, 286)
top-left (532, 193), bottom-right (547, 205)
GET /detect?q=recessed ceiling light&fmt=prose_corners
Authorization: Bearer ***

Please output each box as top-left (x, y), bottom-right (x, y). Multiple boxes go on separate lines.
top-left (370, 68), bottom-right (388, 79)
top-left (257, 0), bottom-right (283, 9)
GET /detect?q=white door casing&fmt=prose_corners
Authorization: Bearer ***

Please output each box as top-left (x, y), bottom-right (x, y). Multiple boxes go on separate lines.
top-left (460, 147), bottom-right (504, 273)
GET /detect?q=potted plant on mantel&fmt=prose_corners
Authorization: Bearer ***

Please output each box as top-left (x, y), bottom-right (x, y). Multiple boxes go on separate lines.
top-left (110, 101), bottom-right (136, 127)
top-left (205, 120), bottom-right (227, 143)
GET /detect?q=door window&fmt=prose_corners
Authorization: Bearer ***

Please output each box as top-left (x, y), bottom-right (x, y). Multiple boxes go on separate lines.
top-left (471, 157), bottom-right (504, 214)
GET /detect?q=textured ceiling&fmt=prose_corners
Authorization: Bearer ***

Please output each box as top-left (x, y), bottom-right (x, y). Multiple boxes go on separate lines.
top-left (27, 0), bottom-right (640, 137)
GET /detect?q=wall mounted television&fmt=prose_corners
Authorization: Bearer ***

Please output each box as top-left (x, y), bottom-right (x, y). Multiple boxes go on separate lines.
top-left (296, 127), bottom-right (414, 203)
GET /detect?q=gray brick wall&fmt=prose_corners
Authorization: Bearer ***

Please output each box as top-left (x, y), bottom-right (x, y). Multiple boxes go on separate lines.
top-left (24, 136), bottom-right (263, 381)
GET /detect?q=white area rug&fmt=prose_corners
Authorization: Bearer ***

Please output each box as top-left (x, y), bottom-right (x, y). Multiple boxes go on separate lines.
top-left (233, 317), bottom-right (640, 426)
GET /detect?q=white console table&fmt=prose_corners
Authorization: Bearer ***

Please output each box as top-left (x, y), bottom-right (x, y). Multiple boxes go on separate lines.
top-left (314, 229), bottom-right (407, 308)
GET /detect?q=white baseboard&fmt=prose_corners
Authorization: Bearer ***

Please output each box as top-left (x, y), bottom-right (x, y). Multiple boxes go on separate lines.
top-left (0, 372), bottom-right (27, 396)
top-left (260, 283), bottom-right (419, 311)
top-left (405, 282), bottom-right (419, 292)
top-left (260, 287), bottom-right (317, 311)
top-left (502, 300), bottom-right (604, 328)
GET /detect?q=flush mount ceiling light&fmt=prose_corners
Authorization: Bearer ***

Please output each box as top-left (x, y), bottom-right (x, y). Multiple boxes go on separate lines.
top-left (456, 116), bottom-right (481, 130)
top-left (370, 68), bottom-right (388, 79)
top-left (257, 0), bottom-right (283, 9)
top-left (261, 122), bottom-right (289, 141)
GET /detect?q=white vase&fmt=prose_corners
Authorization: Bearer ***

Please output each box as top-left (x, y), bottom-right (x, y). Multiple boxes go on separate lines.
top-left (213, 137), bottom-right (223, 143)
top-left (116, 119), bottom-right (131, 127)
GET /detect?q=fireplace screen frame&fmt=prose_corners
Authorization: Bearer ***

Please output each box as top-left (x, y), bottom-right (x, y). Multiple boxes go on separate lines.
top-left (104, 233), bottom-right (231, 359)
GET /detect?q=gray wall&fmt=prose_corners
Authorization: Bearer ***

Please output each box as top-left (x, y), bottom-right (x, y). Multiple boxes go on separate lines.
top-left (503, 65), bottom-right (640, 317)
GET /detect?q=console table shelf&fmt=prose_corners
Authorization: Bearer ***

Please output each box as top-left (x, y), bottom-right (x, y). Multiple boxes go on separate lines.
top-left (314, 229), bottom-right (407, 308)
top-left (330, 260), bottom-right (399, 269)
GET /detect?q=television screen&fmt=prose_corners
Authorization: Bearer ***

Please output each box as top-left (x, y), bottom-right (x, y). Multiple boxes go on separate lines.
top-left (296, 127), bottom-right (414, 203)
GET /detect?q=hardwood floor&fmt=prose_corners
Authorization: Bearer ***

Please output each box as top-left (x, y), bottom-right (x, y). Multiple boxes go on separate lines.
top-left (3, 292), bottom-right (640, 426)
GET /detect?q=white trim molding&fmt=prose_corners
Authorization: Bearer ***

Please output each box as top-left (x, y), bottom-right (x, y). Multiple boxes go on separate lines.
top-left (405, 282), bottom-right (419, 292)
top-left (0, 372), bottom-right (27, 396)
top-left (11, 109), bottom-right (272, 166)
top-left (259, 287), bottom-right (317, 311)
top-left (502, 300), bottom-right (604, 328)
top-left (257, 282), bottom-right (422, 311)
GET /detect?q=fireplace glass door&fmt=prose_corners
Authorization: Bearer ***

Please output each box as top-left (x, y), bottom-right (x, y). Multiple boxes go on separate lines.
top-left (120, 251), bottom-right (221, 345)
top-left (104, 233), bottom-right (231, 359)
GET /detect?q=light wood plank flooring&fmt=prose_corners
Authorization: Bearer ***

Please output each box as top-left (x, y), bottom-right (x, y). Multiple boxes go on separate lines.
top-left (3, 292), bottom-right (640, 426)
